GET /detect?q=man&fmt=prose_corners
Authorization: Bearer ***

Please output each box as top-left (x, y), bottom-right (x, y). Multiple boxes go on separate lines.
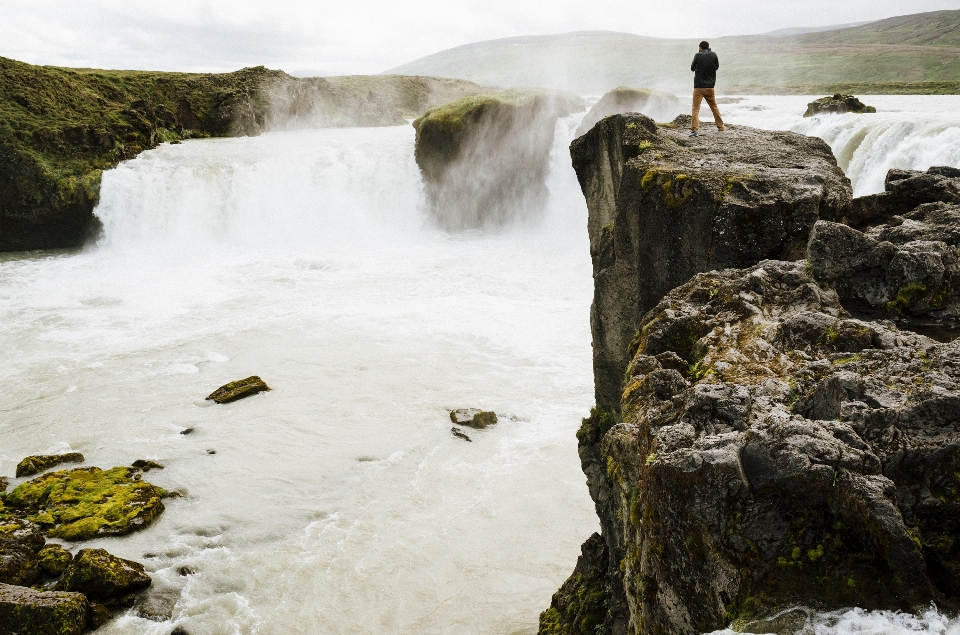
top-left (689, 40), bottom-right (724, 137)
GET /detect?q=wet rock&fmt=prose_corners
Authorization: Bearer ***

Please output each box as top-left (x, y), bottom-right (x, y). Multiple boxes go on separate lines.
top-left (180, 427), bottom-right (195, 435)
top-left (15, 452), bottom-right (85, 477)
top-left (132, 459), bottom-right (165, 471)
top-left (0, 582), bottom-right (88, 635)
top-left (56, 548), bottom-right (151, 602)
top-left (449, 408), bottom-right (498, 429)
top-left (559, 259), bottom-right (960, 635)
top-left (575, 86), bottom-right (681, 137)
top-left (37, 544), bottom-right (72, 576)
top-left (135, 588), bottom-right (180, 621)
top-left (89, 601), bottom-right (113, 628)
top-left (0, 476), bottom-right (8, 492)
top-left (4, 466), bottom-right (165, 541)
top-left (538, 533), bottom-right (621, 635)
top-left (206, 376), bottom-right (271, 404)
top-left (413, 89), bottom-right (584, 230)
top-left (845, 166), bottom-right (960, 228)
top-left (803, 94), bottom-right (876, 117)
top-left (451, 427), bottom-right (472, 442)
top-left (0, 519), bottom-right (44, 586)
top-left (571, 112), bottom-right (851, 411)
top-left (177, 565), bottom-right (196, 576)
top-left (170, 626), bottom-right (192, 635)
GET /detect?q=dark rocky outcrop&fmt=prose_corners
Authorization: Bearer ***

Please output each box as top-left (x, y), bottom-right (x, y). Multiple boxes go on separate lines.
top-left (844, 166), bottom-right (960, 229)
top-left (16, 452), bottom-right (85, 477)
top-left (538, 533), bottom-right (618, 635)
top-left (413, 89), bottom-right (584, 230)
top-left (1, 55), bottom-right (485, 252)
top-left (0, 519), bottom-right (45, 586)
top-left (206, 376), bottom-right (271, 403)
top-left (571, 113), bottom-right (852, 412)
top-left (562, 259), bottom-right (960, 634)
top-left (575, 87), bottom-right (681, 137)
top-left (449, 408), bottom-right (498, 428)
top-left (0, 582), bottom-right (89, 635)
top-left (38, 544), bottom-right (73, 576)
top-left (451, 427), bottom-right (473, 442)
top-left (3, 466), bottom-right (165, 540)
top-left (803, 94), bottom-right (877, 117)
top-left (56, 548), bottom-right (151, 602)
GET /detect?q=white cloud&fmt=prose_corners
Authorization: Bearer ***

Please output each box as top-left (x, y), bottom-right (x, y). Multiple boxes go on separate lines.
top-left (0, 0), bottom-right (956, 75)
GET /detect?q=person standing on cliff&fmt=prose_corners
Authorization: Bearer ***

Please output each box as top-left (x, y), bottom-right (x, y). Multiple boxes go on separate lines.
top-left (689, 41), bottom-right (724, 137)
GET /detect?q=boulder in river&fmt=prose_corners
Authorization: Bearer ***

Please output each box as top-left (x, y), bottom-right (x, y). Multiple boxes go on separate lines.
top-left (206, 376), bottom-right (271, 403)
top-left (803, 94), bottom-right (877, 117)
top-left (575, 87), bottom-right (681, 137)
top-left (449, 408), bottom-right (498, 429)
top-left (413, 89), bottom-right (584, 230)
top-left (56, 548), bottom-right (151, 602)
top-left (0, 582), bottom-right (88, 635)
top-left (4, 466), bottom-right (165, 541)
top-left (38, 544), bottom-right (73, 576)
top-left (16, 452), bottom-right (85, 477)
top-left (571, 112), bottom-right (851, 412)
top-left (0, 518), bottom-right (45, 586)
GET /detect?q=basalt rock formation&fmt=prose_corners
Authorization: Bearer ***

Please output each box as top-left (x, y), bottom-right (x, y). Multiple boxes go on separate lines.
top-left (803, 94), bottom-right (877, 117)
top-left (545, 115), bottom-right (960, 635)
top-left (413, 89), bottom-right (584, 230)
top-left (571, 113), bottom-right (852, 413)
top-left (575, 88), bottom-right (681, 137)
top-left (0, 55), bottom-right (485, 252)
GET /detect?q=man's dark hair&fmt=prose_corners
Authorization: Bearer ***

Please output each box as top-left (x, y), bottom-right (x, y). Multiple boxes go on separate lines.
top-left (700, 40), bottom-right (710, 50)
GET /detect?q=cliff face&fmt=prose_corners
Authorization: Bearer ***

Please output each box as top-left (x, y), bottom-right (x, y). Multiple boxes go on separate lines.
top-left (545, 112), bottom-right (960, 635)
top-left (0, 57), bottom-right (485, 252)
top-left (570, 113), bottom-right (852, 413)
top-left (413, 89), bottom-right (584, 230)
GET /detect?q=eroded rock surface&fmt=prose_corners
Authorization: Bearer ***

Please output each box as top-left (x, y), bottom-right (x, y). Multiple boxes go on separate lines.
top-left (413, 89), bottom-right (584, 230)
top-left (845, 166), bottom-right (960, 229)
top-left (575, 87), bottom-right (681, 137)
top-left (0, 582), bottom-right (88, 635)
top-left (803, 94), bottom-right (876, 117)
top-left (571, 113), bottom-right (852, 411)
top-left (560, 260), bottom-right (960, 635)
top-left (56, 548), bottom-right (151, 602)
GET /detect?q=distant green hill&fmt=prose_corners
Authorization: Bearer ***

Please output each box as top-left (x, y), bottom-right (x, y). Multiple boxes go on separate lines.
top-left (386, 10), bottom-right (960, 94)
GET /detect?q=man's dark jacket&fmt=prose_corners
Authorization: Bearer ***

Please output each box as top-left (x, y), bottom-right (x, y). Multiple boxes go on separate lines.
top-left (691, 49), bottom-right (719, 88)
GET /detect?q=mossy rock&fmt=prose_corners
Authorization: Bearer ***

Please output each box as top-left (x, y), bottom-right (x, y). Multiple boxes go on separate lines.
top-left (5, 466), bottom-right (164, 541)
top-left (803, 94), bottom-right (877, 117)
top-left (56, 548), bottom-right (151, 601)
top-left (449, 408), bottom-right (498, 429)
top-left (206, 376), bottom-right (271, 404)
top-left (38, 544), bottom-right (72, 576)
top-left (16, 452), bottom-right (85, 478)
top-left (0, 582), bottom-right (88, 635)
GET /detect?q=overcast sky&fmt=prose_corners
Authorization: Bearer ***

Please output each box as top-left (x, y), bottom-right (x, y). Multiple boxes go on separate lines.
top-left (1, 0), bottom-right (958, 75)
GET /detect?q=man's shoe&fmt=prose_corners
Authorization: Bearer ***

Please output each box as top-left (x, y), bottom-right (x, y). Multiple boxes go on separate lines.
top-left (689, 131), bottom-right (699, 137)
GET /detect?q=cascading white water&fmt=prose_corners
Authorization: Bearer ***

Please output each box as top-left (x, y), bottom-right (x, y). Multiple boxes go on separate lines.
top-left (723, 95), bottom-right (960, 196)
top-left (3, 98), bottom-right (960, 635)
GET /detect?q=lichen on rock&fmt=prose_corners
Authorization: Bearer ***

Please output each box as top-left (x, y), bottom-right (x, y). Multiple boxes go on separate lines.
top-left (5, 466), bottom-right (165, 541)
top-left (56, 548), bottom-right (151, 602)
top-left (206, 376), bottom-right (271, 403)
top-left (16, 452), bottom-right (85, 478)
top-left (0, 582), bottom-right (88, 635)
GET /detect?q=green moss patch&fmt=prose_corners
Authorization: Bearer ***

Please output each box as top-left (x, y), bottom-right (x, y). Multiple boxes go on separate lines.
top-left (5, 467), bottom-right (164, 541)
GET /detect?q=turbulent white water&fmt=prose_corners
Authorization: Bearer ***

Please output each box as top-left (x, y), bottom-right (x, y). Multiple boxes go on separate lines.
top-left (2, 96), bottom-right (959, 635)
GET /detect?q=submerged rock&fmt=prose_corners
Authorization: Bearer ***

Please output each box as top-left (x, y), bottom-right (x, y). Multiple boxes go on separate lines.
top-left (449, 408), bottom-right (498, 428)
top-left (134, 587), bottom-right (180, 621)
top-left (575, 87), bottom-right (681, 137)
top-left (413, 89), bottom-right (584, 230)
top-left (16, 452), bottom-right (85, 477)
top-left (37, 544), bottom-right (72, 576)
top-left (451, 427), bottom-right (473, 442)
top-left (571, 112), bottom-right (851, 412)
top-left (803, 94), bottom-right (876, 117)
top-left (0, 582), bottom-right (88, 635)
top-left (206, 376), bottom-right (271, 404)
top-left (4, 466), bottom-right (165, 541)
top-left (56, 548), bottom-right (151, 601)
top-left (558, 259), bottom-right (960, 634)
top-left (132, 459), bottom-right (165, 471)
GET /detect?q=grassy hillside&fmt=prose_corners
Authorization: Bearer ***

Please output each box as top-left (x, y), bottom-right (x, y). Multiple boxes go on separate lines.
top-left (0, 56), bottom-right (483, 251)
top-left (386, 10), bottom-right (960, 94)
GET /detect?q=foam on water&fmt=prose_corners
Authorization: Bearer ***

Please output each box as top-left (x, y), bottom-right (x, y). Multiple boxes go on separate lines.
top-left (3, 99), bottom-right (960, 634)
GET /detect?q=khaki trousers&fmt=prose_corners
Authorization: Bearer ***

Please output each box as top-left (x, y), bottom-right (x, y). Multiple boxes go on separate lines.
top-left (692, 88), bottom-right (724, 131)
